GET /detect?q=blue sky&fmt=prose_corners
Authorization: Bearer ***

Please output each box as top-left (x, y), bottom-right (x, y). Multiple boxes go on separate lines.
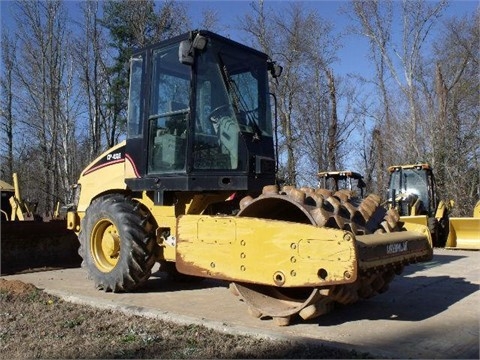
top-left (188, 0), bottom-right (360, 73)
top-left (182, 0), bottom-right (479, 77)
top-left (2, 0), bottom-right (478, 78)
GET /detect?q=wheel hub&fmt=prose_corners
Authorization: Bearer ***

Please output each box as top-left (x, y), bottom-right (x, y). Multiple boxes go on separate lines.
top-left (91, 220), bottom-right (120, 272)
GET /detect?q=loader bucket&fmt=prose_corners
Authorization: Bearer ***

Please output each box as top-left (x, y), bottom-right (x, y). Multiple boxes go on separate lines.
top-left (1, 220), bottom-right (81, 274)
top-left (445, 218), bottom-right (480, 250)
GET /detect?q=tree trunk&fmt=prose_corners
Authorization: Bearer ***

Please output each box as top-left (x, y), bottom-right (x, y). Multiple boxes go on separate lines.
top-left (327, 69), bottom-right (338, 171)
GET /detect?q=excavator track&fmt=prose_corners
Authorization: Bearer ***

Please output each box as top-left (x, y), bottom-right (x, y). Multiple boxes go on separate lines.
top-left (230, 185), bottom-right (429, 325)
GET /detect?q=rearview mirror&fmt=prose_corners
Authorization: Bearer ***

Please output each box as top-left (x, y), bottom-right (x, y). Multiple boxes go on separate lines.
top-left (268, 61), bottom-right (283, 78)
top-left (272, 64), bottom-right (283, 78)
top-left (179, 40), bottom-right (193, 65)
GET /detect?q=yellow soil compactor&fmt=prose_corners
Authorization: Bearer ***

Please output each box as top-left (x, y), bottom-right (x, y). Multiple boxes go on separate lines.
top-left (66, 30), bottom-right (433, 325)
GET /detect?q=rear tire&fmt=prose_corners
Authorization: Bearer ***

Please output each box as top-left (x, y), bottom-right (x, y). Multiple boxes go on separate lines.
top-left (78, 194), bottom-right (157, 292)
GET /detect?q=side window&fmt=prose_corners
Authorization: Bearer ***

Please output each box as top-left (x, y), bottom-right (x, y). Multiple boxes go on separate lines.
top-left (148, 45), bottom-right (190, 173)
top-left (127, 56), bottom-right (144, 138)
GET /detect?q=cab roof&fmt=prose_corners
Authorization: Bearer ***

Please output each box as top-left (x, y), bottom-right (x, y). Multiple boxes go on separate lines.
top-left (318, 171), bottom-right (364, 180)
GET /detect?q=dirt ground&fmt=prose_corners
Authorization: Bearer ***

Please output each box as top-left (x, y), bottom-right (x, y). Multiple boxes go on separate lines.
top-left (0, 278), bottom-right (373, 359)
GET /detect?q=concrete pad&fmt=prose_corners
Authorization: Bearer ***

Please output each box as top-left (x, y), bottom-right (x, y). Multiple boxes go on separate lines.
top-left (2, 248), bottom-right (479, 359)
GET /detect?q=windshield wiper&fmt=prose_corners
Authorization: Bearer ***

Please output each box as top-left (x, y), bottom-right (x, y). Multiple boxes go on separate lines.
top-left (217, 53), bottom-right (261, 139)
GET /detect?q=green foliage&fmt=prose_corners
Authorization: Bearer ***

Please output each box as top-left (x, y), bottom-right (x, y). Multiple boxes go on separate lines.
top-left (99, 0), bottom-right (188, 147)
top-left (63, 316), bottom-right (85, 329)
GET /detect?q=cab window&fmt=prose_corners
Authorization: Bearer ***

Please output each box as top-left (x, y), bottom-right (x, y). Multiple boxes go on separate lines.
top-left (148, 44), bottom-right (190, 173)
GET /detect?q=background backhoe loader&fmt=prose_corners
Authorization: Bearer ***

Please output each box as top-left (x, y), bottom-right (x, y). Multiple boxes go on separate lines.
top-left (1, 179), bottom-right (15, 222)
top-left (385, 163), bottom-right (479, 249)
top-left (1, 173), bottom-right (36, 221)
top-left (66, 30), bottom-right (433, 326)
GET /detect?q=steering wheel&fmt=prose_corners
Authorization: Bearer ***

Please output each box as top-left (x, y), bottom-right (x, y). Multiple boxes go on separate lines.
top-left (208, 104), bottom-right (230, 123)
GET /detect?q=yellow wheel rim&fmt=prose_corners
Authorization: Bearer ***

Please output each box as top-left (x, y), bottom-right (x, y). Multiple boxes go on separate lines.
top-left (90, 218), bottom-right (120, 272)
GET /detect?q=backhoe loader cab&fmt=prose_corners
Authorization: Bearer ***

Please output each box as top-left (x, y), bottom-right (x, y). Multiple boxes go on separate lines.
top-left (386, 164), bottom-right (437, 217)
top-left (125, 30), bottom-right (280, 197)
top-left (386, 164), bottom-right (479, 249)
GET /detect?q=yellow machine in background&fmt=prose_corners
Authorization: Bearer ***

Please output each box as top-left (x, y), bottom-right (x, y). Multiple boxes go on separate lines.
top-left (0, 179), bottom-right (15, 221)
top-left (1, 173), bottom-right (80, 274)
top-left (446, 200), bottom-right (480, 250)
top-left (386, 164), bottom-right (479, 249)
top-left (66, 30), bottom-right (434, 326)
top-left (1, 173), bottom-right (63, 222)
top-left (317, 170), bottom-right (366, 200)
top-left (1, 173), bottom-right (37, 221)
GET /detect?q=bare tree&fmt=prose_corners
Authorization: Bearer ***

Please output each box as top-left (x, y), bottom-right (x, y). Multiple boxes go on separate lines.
top-left (345, 0), bottom-right (396, 193)
top-left (10, 0), bottom-right (78, 212)
top-left (241, 1), bottom-right (343, 186)
top-left (326, 70), bottom-right (339, 171)
top-left (0, 30), bottom-right (16, 180)
top-left (73, 0), bottom-right (110, 162)
top-left (196, 8), bottom-right (222, 32)
top-left (352, 0), bottom-right (445, 134)
top-left (430, 11), bottom-right (480, 215)
top-left (348, 0), bottom-right (448, 192)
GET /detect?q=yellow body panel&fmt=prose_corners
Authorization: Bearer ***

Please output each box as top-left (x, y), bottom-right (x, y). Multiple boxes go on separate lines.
top-left (474, 200), bottom-right (480, 218)
top-left (401, 221), bottom-right (433, 245)
top-left (400, 215), bottom-right (428, 227)
top-left (77, 142), bottom-right (128, 212)
top-left (139, 193), bottom-right (178, 261)
top-left (66, 211), bottom-right (81, 232)
top-left (0, 179), bottom-right (14, 191)
top-left (124, 156), bottom-right (138, 179)
top-left (435, 200), bottom-right (453, 220)
top-left (446, 218), bottom-right (480, 250)
top-left (176, 215), bottom-right (358, 287)
top-left (138, 191), bottom-right (237, 262)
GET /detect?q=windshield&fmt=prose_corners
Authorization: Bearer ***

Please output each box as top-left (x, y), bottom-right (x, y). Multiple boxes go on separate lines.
top-left (389, 168), bottom-right (428, 205)
top-left (193, 40), bottom-right (272, 170)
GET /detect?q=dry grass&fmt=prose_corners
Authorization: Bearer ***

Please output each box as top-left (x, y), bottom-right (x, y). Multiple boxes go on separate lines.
top-left (0, 279), bottom-right (374, 359)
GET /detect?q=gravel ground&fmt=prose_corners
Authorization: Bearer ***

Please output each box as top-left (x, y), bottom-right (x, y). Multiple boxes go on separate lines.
top-left (0, 278), bottom-right (374, 359)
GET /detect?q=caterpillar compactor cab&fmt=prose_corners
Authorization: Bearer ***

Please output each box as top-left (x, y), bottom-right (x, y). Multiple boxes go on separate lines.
top-left (386, 164), bottom-right (479, 249)
top-left (67, 30), bottom-right (433, 325)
